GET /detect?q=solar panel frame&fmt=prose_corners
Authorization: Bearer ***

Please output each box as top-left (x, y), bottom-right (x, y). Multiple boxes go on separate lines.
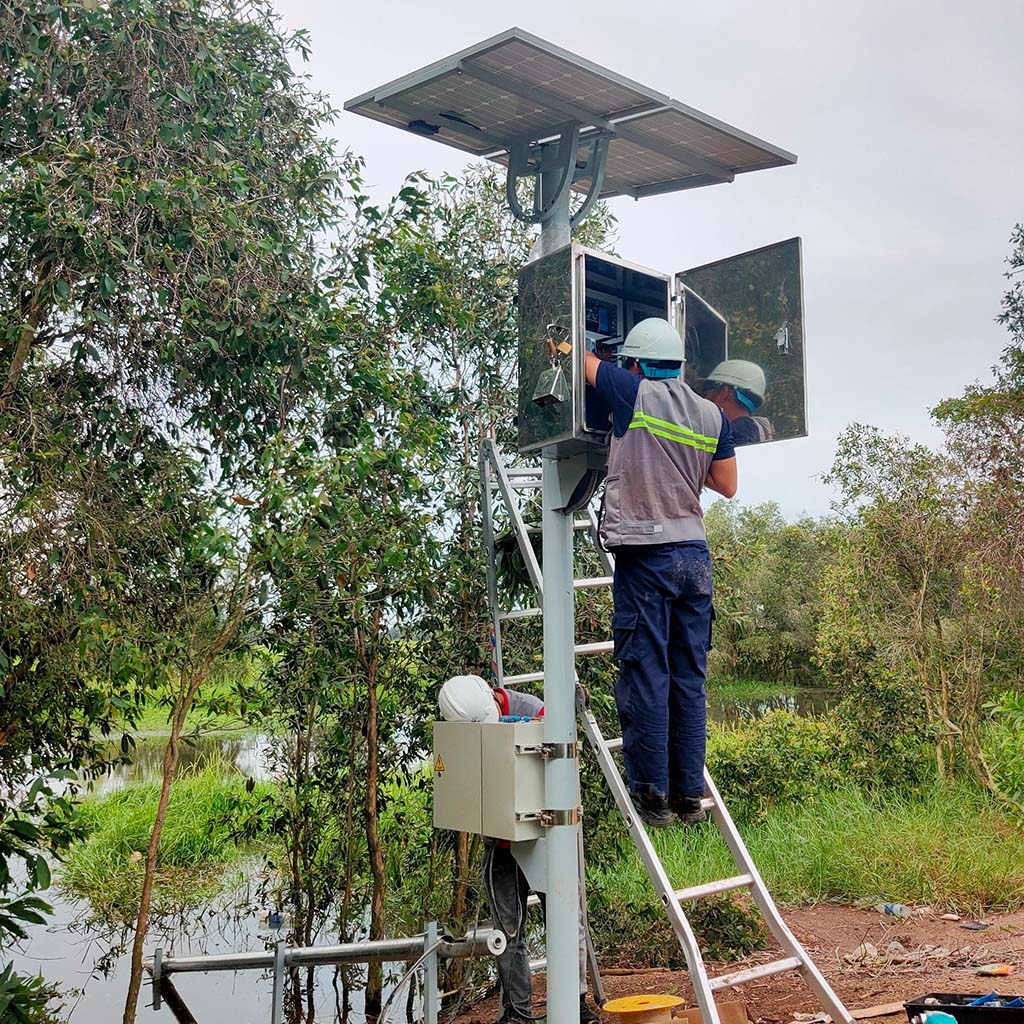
top-left (345, 27), bottom-right (796, 199)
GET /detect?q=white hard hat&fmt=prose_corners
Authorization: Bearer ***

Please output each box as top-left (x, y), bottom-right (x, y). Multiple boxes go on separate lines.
top-left (439, 675), bottom-right (499, 723)
top-left (706, 359), bottom-right (767, 404)
top-left (619, 318), bottom-right (684, 366)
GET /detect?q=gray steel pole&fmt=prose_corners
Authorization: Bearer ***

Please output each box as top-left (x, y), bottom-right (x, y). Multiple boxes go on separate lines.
top-left (536, 142), bottom-right (572, 257)
top-left (542, 456), bottom-right (581, 1024)
top-left (424, 921), bottom-right (439, 1024)
top-left (270, 940), bottom-right (285, 1024)
top-left (538, 138), bottom-right (582, 1024)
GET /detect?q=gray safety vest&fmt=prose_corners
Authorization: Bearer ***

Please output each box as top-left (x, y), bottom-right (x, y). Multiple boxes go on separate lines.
top-left (600, 377), bottom-right (723, 548)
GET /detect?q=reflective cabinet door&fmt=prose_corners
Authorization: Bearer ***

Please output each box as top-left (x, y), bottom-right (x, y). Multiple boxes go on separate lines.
top-left (677, 238), bottom-right (806, 446)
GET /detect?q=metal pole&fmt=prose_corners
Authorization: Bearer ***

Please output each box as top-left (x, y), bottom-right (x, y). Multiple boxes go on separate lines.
top-left (542, 456), bottom-right (581, 1024)
top-left (536, 142), bottom-right (572, 257)
top-left (270, 940), bottom-right (285, 1024)
top-left (424, 921), bottom-right (439, 1024)
top-left (153, 928), bottom-right (506, 976)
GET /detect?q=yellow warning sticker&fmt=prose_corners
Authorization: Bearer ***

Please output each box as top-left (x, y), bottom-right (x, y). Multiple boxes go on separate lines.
top-left (434, 755), bottom-right (445, 775)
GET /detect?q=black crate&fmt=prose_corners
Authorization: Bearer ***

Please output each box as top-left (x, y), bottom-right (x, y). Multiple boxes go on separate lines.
top-left (905, 993), bottom-right (1024, 1023)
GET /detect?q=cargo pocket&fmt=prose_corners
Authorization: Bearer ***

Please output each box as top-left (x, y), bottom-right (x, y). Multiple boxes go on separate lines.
top-left (612, 610), bottom-right (639, 662)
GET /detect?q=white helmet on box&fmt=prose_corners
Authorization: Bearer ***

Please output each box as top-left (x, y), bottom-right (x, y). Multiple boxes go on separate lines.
top-left (439, 674), bottom-right (499, 723)
top-left (706, 360), bottom-right (766, 405)
top-left (619, 318), bottom-right (684, 378)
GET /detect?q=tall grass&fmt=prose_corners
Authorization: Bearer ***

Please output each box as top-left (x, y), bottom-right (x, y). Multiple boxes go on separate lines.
top-left (591, 782), bottom-right (1024, 917)
top-left (62, 759), bottom-right (274, 922)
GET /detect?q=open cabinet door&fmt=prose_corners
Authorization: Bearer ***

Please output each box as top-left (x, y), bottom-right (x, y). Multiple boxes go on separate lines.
top-left (676, 237), bottom-right (806, 446)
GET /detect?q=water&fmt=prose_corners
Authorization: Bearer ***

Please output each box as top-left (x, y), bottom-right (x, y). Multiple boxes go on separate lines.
top-left (93, 732), bottom-right (275, 796)
top-left (13, 688), bottom-right (835, 1022)
top-left (706, 687), bottom-right (837, 724)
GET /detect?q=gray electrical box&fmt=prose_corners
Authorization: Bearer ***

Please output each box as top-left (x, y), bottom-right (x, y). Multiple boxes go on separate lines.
top-left (517, 240), bottom-right (806, 456)
top-left (433, 720), bottom-right (546, 842)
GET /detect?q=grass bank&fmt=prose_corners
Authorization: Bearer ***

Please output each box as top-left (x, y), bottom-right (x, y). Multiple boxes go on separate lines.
top-left (706, 676), bottom-right (801, 699)
top-left (61, 759), bottom-right (275, 922)
top-left (591, 781), bottom-right (1024, 918)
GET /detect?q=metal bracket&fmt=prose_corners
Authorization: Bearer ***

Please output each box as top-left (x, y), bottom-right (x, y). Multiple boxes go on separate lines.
top-left (515, 741), bottom-right (578, 760)
top-left (505, 122), bottom-right (609, 229)
top-left (152, 947), bottom-right (162, 1011)
top-left (542, 741), bottom-right (578, 760)
top-left (540, 807), bottom-right (582, 827)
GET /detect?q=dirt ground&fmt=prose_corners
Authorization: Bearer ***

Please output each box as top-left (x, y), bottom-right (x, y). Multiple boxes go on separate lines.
top-left (454, 905), bottom-right (1024, 1023)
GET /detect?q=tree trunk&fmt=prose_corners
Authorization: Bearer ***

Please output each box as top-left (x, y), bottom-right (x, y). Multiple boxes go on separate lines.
top-left (122, 710), bottom-right (185, 1023)
top-left (363, 616), bottom-right (386, 1022)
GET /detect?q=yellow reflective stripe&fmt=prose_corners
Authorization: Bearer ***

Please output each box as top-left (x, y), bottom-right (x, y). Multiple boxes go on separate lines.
top-left (632, 411), bottom-right (718, 447)
top-left (628, 419), bottom-right (717, 453)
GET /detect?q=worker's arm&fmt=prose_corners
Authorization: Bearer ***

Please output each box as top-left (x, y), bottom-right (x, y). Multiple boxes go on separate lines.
top-left (584, 349), bottom-right (601, 387)
top-left (705, 456), bottom-right (737, 498)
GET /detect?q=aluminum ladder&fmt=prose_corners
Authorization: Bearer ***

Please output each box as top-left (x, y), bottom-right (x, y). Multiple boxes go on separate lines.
top-left (480, 438), bottom-right (854, 1024)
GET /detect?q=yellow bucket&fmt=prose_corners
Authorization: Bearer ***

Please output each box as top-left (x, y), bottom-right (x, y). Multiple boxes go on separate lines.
top-left (602, 994), bottom-right (685, 1024)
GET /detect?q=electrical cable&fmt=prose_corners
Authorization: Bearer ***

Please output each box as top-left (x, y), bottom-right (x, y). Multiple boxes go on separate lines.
top-left (377, 938), bottom-right (442, 1024)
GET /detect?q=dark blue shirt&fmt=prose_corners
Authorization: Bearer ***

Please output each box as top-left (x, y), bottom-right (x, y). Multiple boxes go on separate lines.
top-left (594, 362), bottom-right (735, 460)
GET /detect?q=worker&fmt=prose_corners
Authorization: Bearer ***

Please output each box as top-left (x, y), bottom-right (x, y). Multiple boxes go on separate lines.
top-left (438, 675), bottom-right (598, 1024)
top-left (584, 319), bottom-right (737, 828)
top-left (702, 359), bottom-right (774, 446)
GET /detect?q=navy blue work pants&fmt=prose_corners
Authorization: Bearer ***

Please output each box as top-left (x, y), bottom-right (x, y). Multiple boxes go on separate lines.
top-left (611, 542), bottom-right (713, 801)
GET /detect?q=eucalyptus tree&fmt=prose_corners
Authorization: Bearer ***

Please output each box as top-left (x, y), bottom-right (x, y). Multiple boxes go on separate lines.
top-left (1, 1), bottom-right (363, 1018)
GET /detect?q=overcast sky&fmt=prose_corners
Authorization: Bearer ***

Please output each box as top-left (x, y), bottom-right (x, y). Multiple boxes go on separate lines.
top-left (275, 0), bottom-right (1023, 518)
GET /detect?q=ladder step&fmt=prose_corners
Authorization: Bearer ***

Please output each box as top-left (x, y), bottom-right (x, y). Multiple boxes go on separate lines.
top-left (499, 608), bottom-right (542, 621)
top-left (673, 874), bottom-right (753, 902)
top-left (574, 576), bottom-right (613, 589)
top-left (574, 641), bottom-right (613, 656)
top-left (525, 520), bottom-right (591, 533)
top-left (708, 956), bottom-right (803, 993)
top-left (504, 671), bottom-right (544, 685)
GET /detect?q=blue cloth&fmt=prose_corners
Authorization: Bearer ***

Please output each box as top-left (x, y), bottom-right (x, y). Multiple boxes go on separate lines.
top-left (730, 416), bottom-right (762, 446)
top-left (612, 542), bottom-right (713, 800)
top-left (593, 361), bottom-right (735, 459)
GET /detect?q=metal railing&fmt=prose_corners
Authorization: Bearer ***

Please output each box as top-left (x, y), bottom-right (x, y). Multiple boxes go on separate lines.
top-left (148, 922), bottom-right (506, 1024)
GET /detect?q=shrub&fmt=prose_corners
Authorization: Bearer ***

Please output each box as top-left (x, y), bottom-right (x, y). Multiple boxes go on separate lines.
top-left (707, 712), bottom-right (849, 820)
top-left (587, 884), bottom-right (765, 967)
top-left (985, 690), bottom-right (1024, 806)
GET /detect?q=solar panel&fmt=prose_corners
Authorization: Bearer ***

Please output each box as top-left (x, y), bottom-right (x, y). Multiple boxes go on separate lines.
top-left (345, 28), bottom-right (796, 199)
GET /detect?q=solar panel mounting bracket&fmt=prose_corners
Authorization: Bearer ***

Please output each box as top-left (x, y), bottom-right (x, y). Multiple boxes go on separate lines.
top-left (506, 123), bottom-right (609, 228)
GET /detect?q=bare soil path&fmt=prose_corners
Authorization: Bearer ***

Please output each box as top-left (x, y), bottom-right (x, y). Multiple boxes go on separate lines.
top-left (453, 906), bottom-right (1024, 1023)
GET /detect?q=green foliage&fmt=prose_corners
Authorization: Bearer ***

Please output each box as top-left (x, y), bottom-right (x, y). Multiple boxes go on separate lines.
top-left (707, 712), bottom-right (850, 820)
top-left (0, 0), bottom-right (351, 458)
top-left (591, 782), bottom-right (1024, 924)
top-left (0, 964), bottom-right (60, 1024)
top-left (587, 884), bottom-right (765, 967)
top-left (705, 501), bottom-right (834, 684)
top-left (61, 760), bottom-right (273, 923)
top-left (820, 424), bottom-right (1020, 805)
top-left (985, 691), bottom-right (1024, 807)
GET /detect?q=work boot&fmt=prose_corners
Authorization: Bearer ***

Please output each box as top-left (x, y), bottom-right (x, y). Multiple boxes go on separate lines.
top-left (670, 795), bottom-right (707, 826)
top-left (630, 789), bottom-right (673, 828)
top-left (580, 995), bottom-right (599, 1023)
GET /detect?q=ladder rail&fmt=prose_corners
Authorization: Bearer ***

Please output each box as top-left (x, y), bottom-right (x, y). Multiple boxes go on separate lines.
top-left (480, 445), bottom-right (507, 687)
top-left (701, 770), bottom-right (853, 1022)
top-left (577, 698), bottom-right (721, 1024)
top-left (480, 440), bottom-right (854, 1024)
top-left (482, 439), bottom-right (544, 597)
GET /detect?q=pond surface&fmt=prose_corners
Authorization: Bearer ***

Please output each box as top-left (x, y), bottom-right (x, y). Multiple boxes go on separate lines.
top-left (706, 686), bottom-right (837, 724)
top-left (12, 881), bottom-right (415, 1024)
top-left (93, 732), bottom-right (275, 796)
top-left (14, 686), bottom-right (836, 1022)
